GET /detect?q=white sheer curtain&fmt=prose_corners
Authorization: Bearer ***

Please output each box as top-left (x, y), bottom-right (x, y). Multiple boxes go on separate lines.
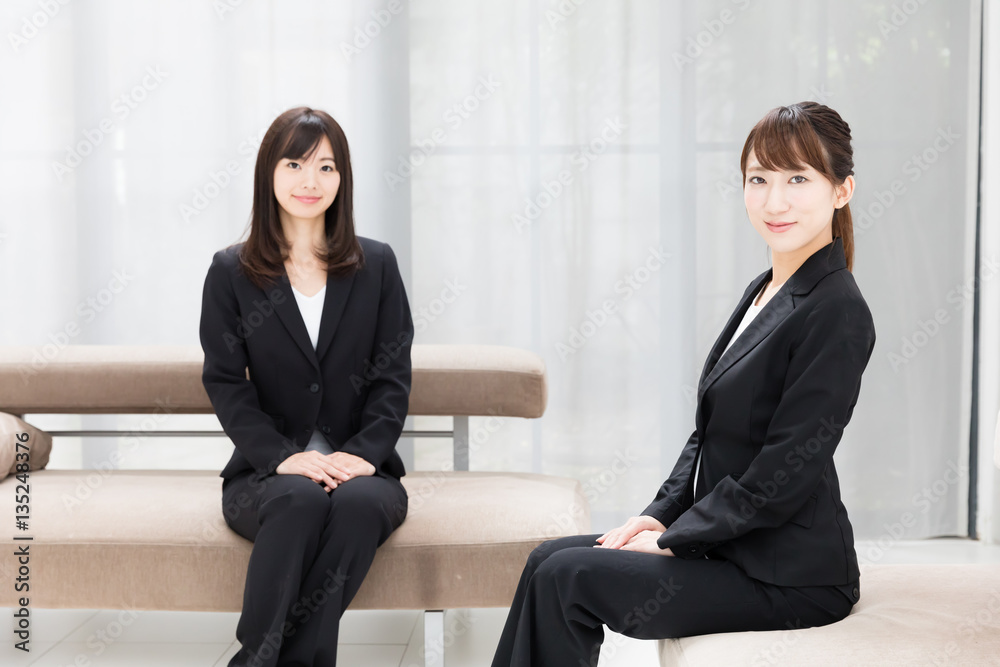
top-left (2, 0), bottom-right (983, 540)
top-left (408, 0), bottom-right (983, 541)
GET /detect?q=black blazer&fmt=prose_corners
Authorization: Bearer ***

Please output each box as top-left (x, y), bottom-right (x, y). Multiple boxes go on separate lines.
top-left (199, 236), bottom-right (414, 483)
top-left (642, 237), bottom-right (875, 587)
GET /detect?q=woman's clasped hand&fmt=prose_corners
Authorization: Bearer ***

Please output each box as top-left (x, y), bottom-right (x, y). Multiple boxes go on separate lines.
top-left (275, 450), bottom-right (377, 492)
top-left (595, 515), bottom-right (676, 556)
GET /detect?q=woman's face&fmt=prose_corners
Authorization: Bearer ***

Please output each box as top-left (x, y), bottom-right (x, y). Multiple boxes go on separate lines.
top-left (743, 148), bottom-right (852, 254)
top-left (272, 134), bottom-right (340, 224)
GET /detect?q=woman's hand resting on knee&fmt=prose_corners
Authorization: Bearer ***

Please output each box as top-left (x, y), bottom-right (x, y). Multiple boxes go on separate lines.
top-left (595, 515), bottom-right (675, 556)
top-left (275, 451), bottom-right (376, 492)
top-left (619, 530), bottom-right (676, 556)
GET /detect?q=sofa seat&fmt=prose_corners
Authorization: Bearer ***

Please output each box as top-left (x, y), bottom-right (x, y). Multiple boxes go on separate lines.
top-left (658, 562), bottom-right (1000, 666)
top-left (0, 469), bottom-right (589, 612)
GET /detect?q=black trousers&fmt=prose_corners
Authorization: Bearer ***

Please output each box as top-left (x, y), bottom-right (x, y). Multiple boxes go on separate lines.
top-left (221, 470), bottom-right (408, 667)
top-left (491, 534), bottom-right (858, 667)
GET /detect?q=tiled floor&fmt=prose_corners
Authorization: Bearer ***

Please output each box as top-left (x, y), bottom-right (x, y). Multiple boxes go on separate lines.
top-left (3, 538), bottom-right (998, 667)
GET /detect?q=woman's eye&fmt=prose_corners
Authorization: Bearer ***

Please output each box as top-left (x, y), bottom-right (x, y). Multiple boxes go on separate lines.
top-left (322, 165), bottom-right (335, 172)
top-left (748, 176), bottom-right (764, 185)
top-left (287, 161), bottom-right (300, 169)
top-left (790, 175), bottom-right (807, 184)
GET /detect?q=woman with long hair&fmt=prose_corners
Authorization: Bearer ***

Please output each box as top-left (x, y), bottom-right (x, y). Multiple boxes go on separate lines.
top-left (200, 107), bottom-right (413, 667)
top-left (492, 101), bottom-right (875, 666)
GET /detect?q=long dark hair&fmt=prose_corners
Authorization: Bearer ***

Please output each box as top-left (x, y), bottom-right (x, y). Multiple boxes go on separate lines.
top-left (236, 107), bottom-right (364, 290)
top-left (739, 101), bottom-right (856, 272)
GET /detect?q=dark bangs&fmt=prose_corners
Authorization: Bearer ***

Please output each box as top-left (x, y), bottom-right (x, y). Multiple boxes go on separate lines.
top-left (277, 115), bottom-right (327, 162)
top-left (740, 105), bottom-right (834, 184)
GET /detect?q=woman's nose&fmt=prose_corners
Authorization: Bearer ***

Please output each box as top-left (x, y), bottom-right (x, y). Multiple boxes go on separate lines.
top-left (763, 185), bottom-right (790, 213)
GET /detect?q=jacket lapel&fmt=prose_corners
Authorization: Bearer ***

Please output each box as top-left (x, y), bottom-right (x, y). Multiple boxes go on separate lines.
top-left (696, 236), bottom-right (847, 406)
top-left (272, 269), bottom-right (356, 368)
top-left (315, 271), bottom-right (355, 361)
top-left (696, 270), bottom-right (774, 404)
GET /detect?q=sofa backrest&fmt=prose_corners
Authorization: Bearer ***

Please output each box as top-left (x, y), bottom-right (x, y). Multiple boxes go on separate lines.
top-left (0, 344), bottom-right (547, 417)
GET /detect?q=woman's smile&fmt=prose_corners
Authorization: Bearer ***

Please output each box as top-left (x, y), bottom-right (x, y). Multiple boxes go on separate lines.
top-left (765, 221), bottom-right (796, 233)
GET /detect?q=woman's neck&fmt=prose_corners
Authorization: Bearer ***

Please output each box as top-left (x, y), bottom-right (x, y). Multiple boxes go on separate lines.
top-left (280, 214), bottom-right (326, 265)
top-left (769, 231), bottom-right (834, 285)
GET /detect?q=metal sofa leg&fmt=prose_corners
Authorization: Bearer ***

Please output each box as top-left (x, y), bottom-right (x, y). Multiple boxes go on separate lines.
top-left (424, 609), bottom-right (445, 667)
top-left (453, 415), bottom-right (469, 471)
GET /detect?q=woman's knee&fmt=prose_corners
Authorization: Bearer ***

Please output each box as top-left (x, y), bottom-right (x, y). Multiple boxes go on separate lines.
top-left (524, 536), bottom-right (596, 581)
top-left (524, 539), bottom-right (564, 573)
top-left (258, 475), bottom-right (331, 523)
top-left (328, 477), bottom-right (407, 532)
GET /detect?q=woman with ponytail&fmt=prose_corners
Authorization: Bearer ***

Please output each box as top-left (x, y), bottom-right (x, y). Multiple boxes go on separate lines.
top-left (493, 101), bottom-right (875, 666)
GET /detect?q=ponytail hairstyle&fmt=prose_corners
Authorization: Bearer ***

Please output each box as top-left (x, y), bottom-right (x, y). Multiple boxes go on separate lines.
top-left (739, 101), bottom-right (856, 271)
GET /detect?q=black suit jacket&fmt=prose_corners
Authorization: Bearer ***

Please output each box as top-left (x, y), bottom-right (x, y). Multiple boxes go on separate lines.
top-left (199, 236), bottom-right (414, 483)
top-left (642, 237), bottom-right (875, 587)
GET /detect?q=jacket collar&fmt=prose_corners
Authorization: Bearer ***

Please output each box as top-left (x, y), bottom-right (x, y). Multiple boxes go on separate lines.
top-left (696, 236), bottom-right (847, 406)
top-left (271, 268), bottom-right (356, 368)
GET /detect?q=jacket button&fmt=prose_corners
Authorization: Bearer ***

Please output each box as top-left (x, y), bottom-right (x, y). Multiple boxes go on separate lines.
top-left (309, 383), bottom-right (320, 393)
top-left (322, 425), bottom-right (331, 434)
top-left (852, 587), bottom-right (860, 599)
top-left (688, 546), bottom-right (698, 553)
top-left (303, 427), bottom-right (310, 434)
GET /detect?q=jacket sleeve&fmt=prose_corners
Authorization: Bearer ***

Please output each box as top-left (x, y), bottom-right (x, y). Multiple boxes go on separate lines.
top-left (200, 251), bottom-right (298, 477)
top-left (656, 295), bottom-right (876, 558)
top-left (640, 429), bottom-right (699, 528)
top-left (338, 243), bottom-right (414, 468)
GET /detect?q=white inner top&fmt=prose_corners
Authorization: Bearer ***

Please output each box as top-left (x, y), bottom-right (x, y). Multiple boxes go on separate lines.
top-left (290, 283), bottom-right (334, 455)
top-left (693, 281), bottom-right (769, 501)
top-left (291, 283), bottom-right (327, 349)
top-left (721, 281), bottom-right (769, 357)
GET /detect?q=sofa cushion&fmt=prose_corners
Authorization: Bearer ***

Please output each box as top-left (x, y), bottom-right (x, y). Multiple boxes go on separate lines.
top-left (658, 563), bottom-right (1000, 666)
top-left (0, 412), bottom-right (52, 483)
top-left (0, 469), bottom-right (588, 612)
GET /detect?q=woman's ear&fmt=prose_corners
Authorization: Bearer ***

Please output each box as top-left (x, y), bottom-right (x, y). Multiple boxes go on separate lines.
top-left (834, 175), bottom-right (855, 209)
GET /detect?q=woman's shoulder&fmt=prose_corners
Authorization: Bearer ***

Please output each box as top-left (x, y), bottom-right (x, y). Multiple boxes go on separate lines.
top-left (354, 235), bottom-right (403, 275)
top-left (821, 268), bottom-right (871, 309)
top-left (209, 243), bottom-right (244, 269)
top-left (355, 235), bottom-right (393, 258)
top-left (204, 243), bottom-right (252, 293)
top-left (805, 268), bottom-right (875, 334)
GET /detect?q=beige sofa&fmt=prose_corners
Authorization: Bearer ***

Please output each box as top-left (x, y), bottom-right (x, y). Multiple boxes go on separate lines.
top-left (658, 419), bottom-right (1000, 667)
top-left (659, 562), bottom-right (1000, 665)
top-left (0, 345), bottom-right (590, 667)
